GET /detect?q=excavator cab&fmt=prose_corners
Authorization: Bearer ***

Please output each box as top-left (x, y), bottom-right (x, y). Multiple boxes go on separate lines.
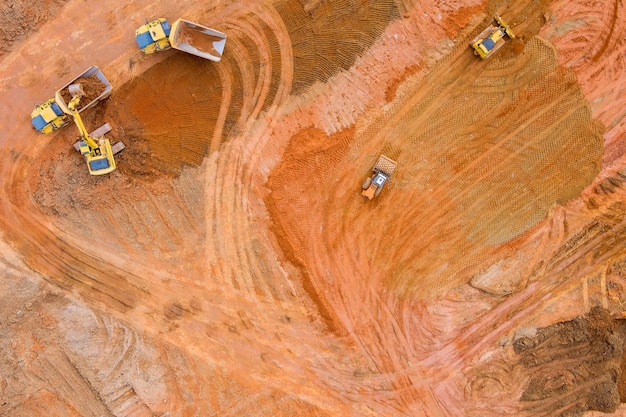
top-left (77, 138), bottom-right (117, 175)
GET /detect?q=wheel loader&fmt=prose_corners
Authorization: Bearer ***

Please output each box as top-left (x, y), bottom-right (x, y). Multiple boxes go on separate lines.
top-left (361, 155), bottom-right (397, 200)
top-left (470, 16), bottom-right (515, 59)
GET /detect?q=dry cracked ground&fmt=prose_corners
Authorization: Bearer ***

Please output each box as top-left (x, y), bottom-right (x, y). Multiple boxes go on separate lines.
top-left (1, 0), bottom-right (626, 416)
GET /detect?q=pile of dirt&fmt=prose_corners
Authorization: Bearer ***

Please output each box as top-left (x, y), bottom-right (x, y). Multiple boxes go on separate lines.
top-left (176, 24), bottom-right (224, 57)
top-left (266, 126), bottom-right (354, 332)
top-left (58, 74), bottom-right (108, 112)
top-left (516, 308), bottom-right (626, 416)
top-left (100, 53), bottom-right (225, 180)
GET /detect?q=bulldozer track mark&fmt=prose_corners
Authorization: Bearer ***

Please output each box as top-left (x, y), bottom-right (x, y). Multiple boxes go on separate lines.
top-left (35, 349), bottom-right (113, 417)
top-left (1, 0), bottom-right (624, 415)
top-left (99, 318), bottom-right (137, 381)
top-left (347, 37), bottom-right (602, 297)
top-left (426, 207), bottom-right (626, 381)
top-left (111, 200), bottom-right (150, 250)
top-left (26, 228), bottom-right (142, 312)
top-left (221, 2), bottom-right (293, 113)
top-left (104, 385), bottom-right (152, 415)
top-left (521, 371), bottom-right (618, 416)
top-left (277, 0), bottom-right (396, 95)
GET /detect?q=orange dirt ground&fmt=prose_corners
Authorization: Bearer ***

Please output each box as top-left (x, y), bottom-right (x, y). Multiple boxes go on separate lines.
top-left (1, 0), bottom-right (626, 416)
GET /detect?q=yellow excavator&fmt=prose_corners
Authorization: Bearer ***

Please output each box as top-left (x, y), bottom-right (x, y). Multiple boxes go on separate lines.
top-left (67, 84), bottom-right (118, 175)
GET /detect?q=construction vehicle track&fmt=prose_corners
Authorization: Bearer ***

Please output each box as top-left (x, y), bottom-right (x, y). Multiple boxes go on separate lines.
top-left (0, 0), bottom-right (626, 415)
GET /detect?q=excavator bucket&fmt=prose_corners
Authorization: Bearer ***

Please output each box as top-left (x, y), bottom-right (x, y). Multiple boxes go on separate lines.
top-left (495, 16), bottom-right (515, 39)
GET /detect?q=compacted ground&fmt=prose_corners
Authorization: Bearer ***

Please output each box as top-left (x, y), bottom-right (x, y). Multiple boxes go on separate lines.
top-left (1, 0), bottom-right (626, 416)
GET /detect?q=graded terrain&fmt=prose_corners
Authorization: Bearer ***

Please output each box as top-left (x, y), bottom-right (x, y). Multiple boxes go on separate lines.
top-left (0, 0), bottom-right (625, 416)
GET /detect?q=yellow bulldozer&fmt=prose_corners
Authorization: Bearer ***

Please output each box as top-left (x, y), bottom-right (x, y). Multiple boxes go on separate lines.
top-left (470, 16), bottom-right (515, 59)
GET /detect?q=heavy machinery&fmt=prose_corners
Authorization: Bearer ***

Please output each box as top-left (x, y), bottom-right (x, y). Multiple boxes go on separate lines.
top-left (135, 18), bottom-right (227, 61)
top-left (31, 98), bottom-right (70, 133)
top-left (30, 66), bottom-right (111, 134)
top-left (361, 155), bottom-right (397, 200)
top-left (29, 66), bottom-right (122, 175)
top-left (67, 84), bottom-right (121, 176)
top-left (470, 16), bottom-right (515, 59)
top-left (135, 17), bottom-right (172, 54)
top-left (54, 66), bottom-right (112, 115)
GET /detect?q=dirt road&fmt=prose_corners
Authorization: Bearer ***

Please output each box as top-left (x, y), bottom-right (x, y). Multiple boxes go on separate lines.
top-left (1, 0), bottom-right (625, 416)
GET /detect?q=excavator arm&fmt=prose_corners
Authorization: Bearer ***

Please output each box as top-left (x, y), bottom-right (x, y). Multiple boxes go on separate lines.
top-left (68, 95), bottom-right (100, 152)
top-left (66, 86), bottom-right (117, 175)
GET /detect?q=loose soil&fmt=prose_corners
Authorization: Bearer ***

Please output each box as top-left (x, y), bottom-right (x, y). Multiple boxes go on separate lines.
top-left (58, 74), bottom-right (108, 112)
top-left (0, 1), bottom-right (66, 56)
top-left (0, 0), bottom-right (626, 416)
top-left (176, 23), bottom-right (224, 57)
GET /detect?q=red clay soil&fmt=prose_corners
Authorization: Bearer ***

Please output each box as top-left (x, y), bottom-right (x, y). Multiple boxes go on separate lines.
top-left (1, 0), bottom-right (626, 416)
top-left (0, 1), bottom-right (66, 57)
top-left (58, 74), bottom-right (108, 111)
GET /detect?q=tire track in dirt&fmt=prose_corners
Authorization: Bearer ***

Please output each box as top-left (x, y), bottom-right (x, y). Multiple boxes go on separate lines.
top-left (4, 0), bottom-right (359, 415)
top-left (542, 0), bottom-right (626, 165)
top-left (330, 38), bottom-right (587, 399)
top-left (5, 0), bottom-right (621, 415)
top-left (351, 36), bottom-right (602, 299)
top-left (465, 304), bottom-right (626, 416)
top-left (265, 1), bottom-right (608, 414)
top-left (34, 349), bottom-right (114, 417)
top-left (263, 4), bottom-right (491, 413)
top-left (420, 185), bottom-right (626, 374)
top-left (202, 2), bottom-right (294, 301)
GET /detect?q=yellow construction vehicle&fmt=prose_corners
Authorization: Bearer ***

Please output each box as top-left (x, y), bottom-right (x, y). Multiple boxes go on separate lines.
top-left (30, 98), bottom-right (70, 134)
top-left (470, 16), bottom-right (515, 59)
top-left (67, 84), bottom-right (119, 176)
top-left (135, 18), bottom-right (172, 54)
top-left (135, 18), bottom-right (227, 61)
top-left (361, 155), bottom-right (397, 200)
